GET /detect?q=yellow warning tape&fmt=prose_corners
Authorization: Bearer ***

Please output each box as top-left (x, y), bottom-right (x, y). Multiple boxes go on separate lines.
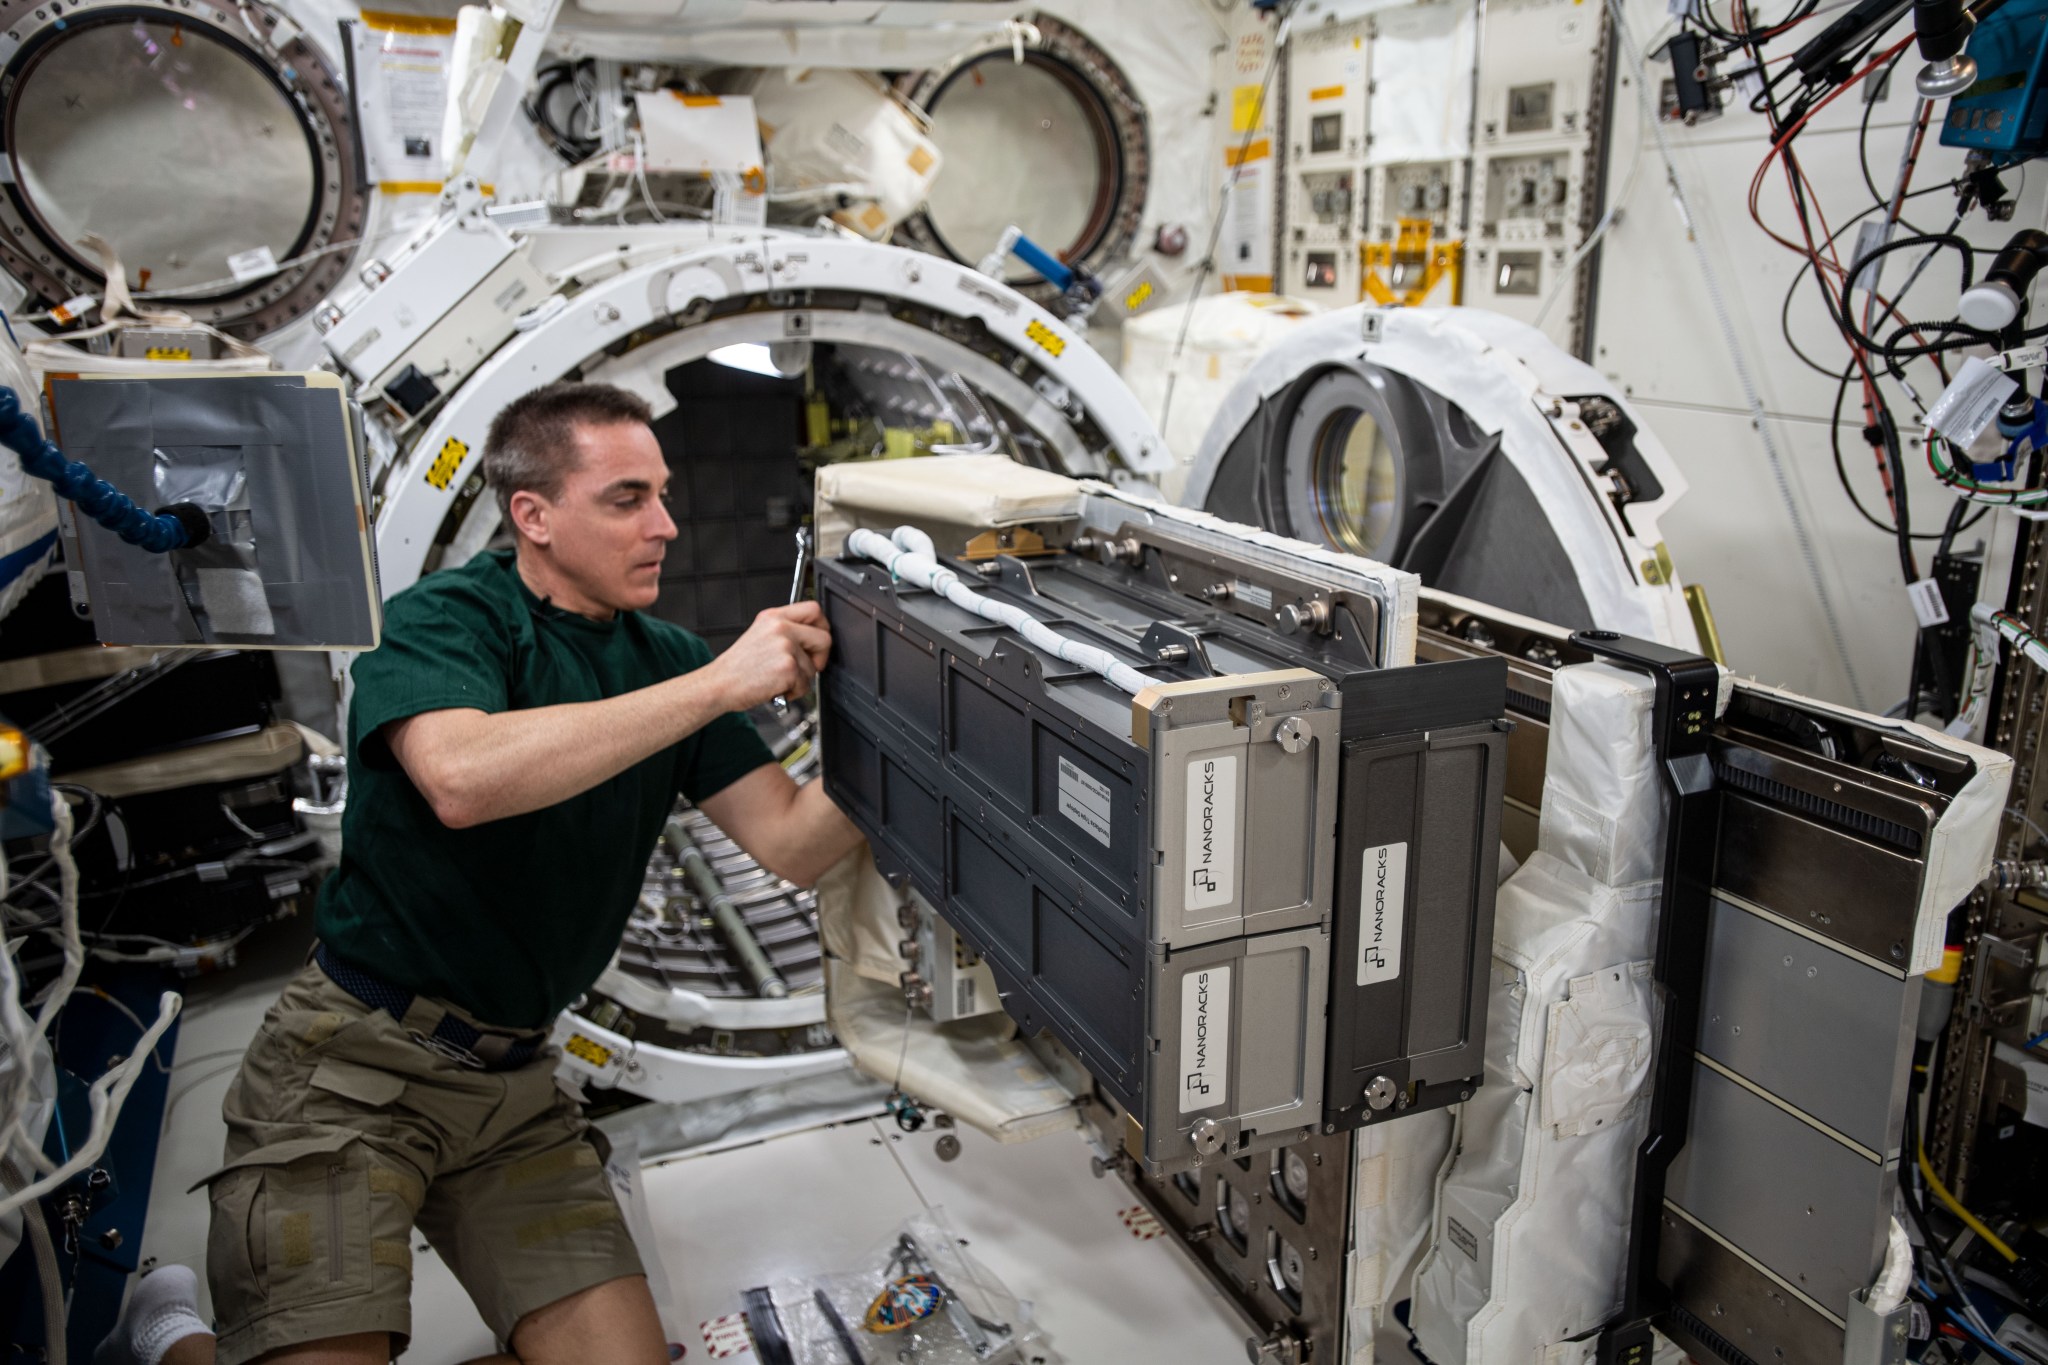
top-left (360, 9), bottom-right (458, 33)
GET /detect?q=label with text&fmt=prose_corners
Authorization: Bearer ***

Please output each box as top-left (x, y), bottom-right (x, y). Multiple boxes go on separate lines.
top-left (1447, 1215), bottom-right (1480, 1262)
top-left (1056, 755), bottom-right (1113, 848)
top-left (1358, 841), bottom-right (1408, 986)
top-left (1179, 965), bottom-right (1232, 1114)
top-left (1907, 578), bottom-right (1951, 629)
top-left (1184, 755), bottom-right (1239, 912)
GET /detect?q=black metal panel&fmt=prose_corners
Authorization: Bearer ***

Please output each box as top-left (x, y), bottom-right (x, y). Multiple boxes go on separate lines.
top-left (649, 361), bottom-right (808, 652)
top-left (1324, 717), bottom-right (1506, 1130)
top-left (1123, 1131), bottom-right (1356, 1364)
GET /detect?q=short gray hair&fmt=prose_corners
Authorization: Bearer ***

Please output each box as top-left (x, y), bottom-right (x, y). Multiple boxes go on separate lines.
top-left (482, 382), bottom-right (655, 520)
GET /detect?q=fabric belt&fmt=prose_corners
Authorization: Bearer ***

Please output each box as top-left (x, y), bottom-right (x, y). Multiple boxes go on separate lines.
top-left (314, 942), bottom-right (546, 1071)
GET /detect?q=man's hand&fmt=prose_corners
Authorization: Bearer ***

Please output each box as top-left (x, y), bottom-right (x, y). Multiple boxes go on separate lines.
top-left (702, 603), bottom-right (833, 711)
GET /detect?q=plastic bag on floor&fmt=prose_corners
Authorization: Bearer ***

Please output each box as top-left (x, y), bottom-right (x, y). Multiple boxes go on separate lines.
top-left (764, 1209), bottom-right (1046, 1364)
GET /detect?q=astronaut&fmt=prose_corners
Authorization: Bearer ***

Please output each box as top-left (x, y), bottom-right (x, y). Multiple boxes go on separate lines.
top-left (100, 383), bottom-right (862, 1365)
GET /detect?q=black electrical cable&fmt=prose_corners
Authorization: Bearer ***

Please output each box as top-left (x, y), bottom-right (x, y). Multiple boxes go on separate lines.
top-left (1935, 492), bottom-right (1971, 561)
top-left (1879, 314), bottom-right (2048, 363)
top-left (1826, 235), bottom-right (1982, 366)
top-left (1886, 401), bottom-right (1964, 716)
top-left (1902, 1088), bottom-right (1980, 1320)
top-left (1835, 233), bottom-right (1977, 356)
top-left (1779, 179), bottom-right (1967, 378)
top-left (526, 60), bottom-right (602, 164)
top-left (1858, 49), bottom-right (1934, 227)
top-left (1830, 365), bottom-right (1991, 538)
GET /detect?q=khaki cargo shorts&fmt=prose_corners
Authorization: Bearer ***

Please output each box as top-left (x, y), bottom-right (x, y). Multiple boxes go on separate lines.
top-left (199, 959), bottom-right (644, 1365)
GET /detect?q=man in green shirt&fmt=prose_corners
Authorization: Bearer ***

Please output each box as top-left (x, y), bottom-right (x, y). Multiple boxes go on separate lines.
top-left (131, 383), bottom-right (863, 1365)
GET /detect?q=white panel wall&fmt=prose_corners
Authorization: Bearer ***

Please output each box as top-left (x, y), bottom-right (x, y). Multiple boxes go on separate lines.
top-left (1589, 0), bottom-right (2047, 708)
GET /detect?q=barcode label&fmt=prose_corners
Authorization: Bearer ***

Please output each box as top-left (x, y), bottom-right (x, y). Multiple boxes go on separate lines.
top-left (1908, 578), bottom-right (1951, 629)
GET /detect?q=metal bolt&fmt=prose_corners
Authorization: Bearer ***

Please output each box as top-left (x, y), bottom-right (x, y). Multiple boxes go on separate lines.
top-left (1191, 1118), bottom-right (1226, 1155)
top-left (935, 1133), bottom-right (962, 1162)
top-left (1156, 644), bottom-right (1191, 663)
top-left (1365, 1076), bottom-right (1397, 1111)
top-left (1275, 717), bottom-right (1310, 754)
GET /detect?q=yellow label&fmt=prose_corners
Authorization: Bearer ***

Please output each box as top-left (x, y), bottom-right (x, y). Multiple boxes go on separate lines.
top-left (906, 145), bottom-right (935, 176)
top-left (361, 8), bottom-right (459, 33)
top-left (859, 203), bottom-right (888, 232)
top-left (144, 347), bottom-right (192, 361)
top-left (377, 180), bottom-right (492, 197)
top-left (424, 437), bottom-right (468, 491)
top-left (1223, 138), bottom-right (1271, 168)
top-left (1024, 319), bottom-right (1066, 358)
top-left (675, 93), bottom-right (723, 107)
top-left (1123, 280), bottom-right (1155, 312)
top-left (563, 1033), bottom-right (613, 1069)
top-left (1231, 84), bottom-right (1266, 133)
top-left (1309, 84), bottom-right (1345, 101)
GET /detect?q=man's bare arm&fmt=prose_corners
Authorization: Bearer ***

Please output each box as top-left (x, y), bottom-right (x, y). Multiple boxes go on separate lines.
top-left (697, 764), bottom-right (864, 887)
top-left (387, 603), bottom-right (831, 829)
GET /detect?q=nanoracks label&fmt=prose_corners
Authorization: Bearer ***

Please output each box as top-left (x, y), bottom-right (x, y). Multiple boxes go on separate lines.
top-left (1358, 841), bottom-right (1408, 986)
top-left (1184, 754), bottom-right (1239, 912)
top-left (1179, 964), bottom-right (1232, 1114)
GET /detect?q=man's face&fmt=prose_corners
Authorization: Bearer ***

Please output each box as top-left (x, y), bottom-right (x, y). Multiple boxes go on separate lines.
top-left (533, 420), bottom-right (676, 612)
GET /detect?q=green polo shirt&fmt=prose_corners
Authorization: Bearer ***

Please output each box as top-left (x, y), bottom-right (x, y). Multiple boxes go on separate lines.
top-left (314, 550), bottom-right (774, 1029)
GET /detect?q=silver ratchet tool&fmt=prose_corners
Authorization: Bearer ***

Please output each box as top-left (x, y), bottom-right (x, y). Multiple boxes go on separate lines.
top-left (771, 525), bottom-right (812, 716)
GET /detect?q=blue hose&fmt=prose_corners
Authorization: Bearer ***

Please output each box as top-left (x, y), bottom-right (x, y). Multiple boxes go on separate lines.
top-left (1008, 232), bottom-right (1078, 292)
top-left (0, 385), bottom-right (199, 553)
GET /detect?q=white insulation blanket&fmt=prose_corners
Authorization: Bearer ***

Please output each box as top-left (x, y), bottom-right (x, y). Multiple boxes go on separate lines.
top-left (1410, 662), bottom-right (1718, 1364)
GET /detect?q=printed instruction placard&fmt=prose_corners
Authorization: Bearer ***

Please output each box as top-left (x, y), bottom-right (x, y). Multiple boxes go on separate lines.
top-left (349, 10), bottom-right (456, 189)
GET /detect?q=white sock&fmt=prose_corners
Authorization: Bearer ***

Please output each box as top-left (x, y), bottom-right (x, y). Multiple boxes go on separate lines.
top-left (94, 1264), bottom-right (213, 1365)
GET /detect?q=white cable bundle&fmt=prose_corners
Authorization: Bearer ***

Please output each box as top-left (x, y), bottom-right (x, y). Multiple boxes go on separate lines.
top-left (0, 785), bottom-right (182, 1221)
top-left (1977, 602), bottom-right (2048, 674)
top-left (844, 526), bottom-right (1153, 696)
